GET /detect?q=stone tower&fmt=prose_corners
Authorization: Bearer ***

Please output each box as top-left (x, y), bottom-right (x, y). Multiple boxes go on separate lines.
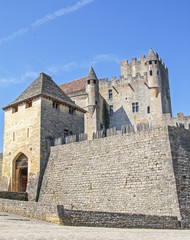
top-left (85, 67), bottom-right (99, 139)
top-left (145, 48), bottom-right (172, 118)
top-left (1, 73), bottom-right (85, 200)
top-left (145, 48), bottom-right (163, 117)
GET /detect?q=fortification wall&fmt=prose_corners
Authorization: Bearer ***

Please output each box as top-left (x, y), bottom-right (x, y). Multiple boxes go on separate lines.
top-left (0, 153), bottom-right (3, 181)
top-left (168, 126), bottom-right (190, 228)
top-left (39, 126), bottom-right (181, 220)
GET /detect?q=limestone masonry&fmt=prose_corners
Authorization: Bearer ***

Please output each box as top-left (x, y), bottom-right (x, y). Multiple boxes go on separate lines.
top-left (0, 49), bottom-right (190, 228)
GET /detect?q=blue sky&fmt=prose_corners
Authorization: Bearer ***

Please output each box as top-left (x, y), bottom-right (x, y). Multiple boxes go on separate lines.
top-left (0, 0), bottom-right (190, 152)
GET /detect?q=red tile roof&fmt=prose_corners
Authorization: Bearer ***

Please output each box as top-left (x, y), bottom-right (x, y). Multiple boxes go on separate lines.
top-left (59, 77), bottom-right (87, 95)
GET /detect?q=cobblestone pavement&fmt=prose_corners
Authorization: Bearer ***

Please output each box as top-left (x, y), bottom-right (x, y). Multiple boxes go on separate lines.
top-left (0, 212), bottom-right (190, 240)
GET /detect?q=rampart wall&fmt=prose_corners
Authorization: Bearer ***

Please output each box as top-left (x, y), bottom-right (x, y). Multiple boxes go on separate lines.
top-left (39, 126), bottom-right (182, 221)
top-left (168, 127), bottom-right (190, 228)
top-left (0, 153), bottom-right (2, 181)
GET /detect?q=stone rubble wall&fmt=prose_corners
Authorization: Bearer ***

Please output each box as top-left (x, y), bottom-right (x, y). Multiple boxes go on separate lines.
top-left (0, 198), bottom-right (61, 224)
top-left (39, 126), bottom-right (181, 221)
top-left (168, 126), bottom-right (190, 228)
top-left (0, 153), bottom-right (2, 182)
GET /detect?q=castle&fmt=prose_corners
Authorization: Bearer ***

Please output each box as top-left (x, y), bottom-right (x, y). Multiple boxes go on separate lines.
top-left (0, 49), bottom-right (190, 229)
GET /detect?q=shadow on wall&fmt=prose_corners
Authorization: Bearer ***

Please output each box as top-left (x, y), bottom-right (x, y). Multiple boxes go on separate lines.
top-left (109, 106), bottom-right (132, 130)
top-left (169, 126), bottom-right (190, 229)
top-left (57, 206), bottom-right (180, 229)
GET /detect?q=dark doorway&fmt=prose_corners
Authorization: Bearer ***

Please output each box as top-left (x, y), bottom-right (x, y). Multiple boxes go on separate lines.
top-left (15, 154), bottom-right (28, 192)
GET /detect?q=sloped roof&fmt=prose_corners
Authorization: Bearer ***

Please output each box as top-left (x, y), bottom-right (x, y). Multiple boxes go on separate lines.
top-left (146, 48), bottom-right (158, 62)
top-left (3, 73), bottom-right (85, 112)
top-left (59, 76), bottom-right (87, 95)
top-left (87, 66), bottom-right (98, 81)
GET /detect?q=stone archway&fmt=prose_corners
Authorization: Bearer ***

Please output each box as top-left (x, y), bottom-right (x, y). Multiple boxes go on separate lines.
top-left (14, 154), bottom-right (28, 192)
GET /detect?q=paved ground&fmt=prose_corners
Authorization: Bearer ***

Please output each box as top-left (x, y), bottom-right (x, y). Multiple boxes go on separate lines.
top-left (0, 212), bottom-right (190, 240)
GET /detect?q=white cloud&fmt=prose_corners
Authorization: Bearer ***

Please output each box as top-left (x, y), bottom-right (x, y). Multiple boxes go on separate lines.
top-left (0, 28), bottom-right (29, 45)
top-left (0, 53), bottom-right (120, 85)
top-left (32, 0), bottom-right (93, 28)
top-left (0, 0), bottom-right (94, 45)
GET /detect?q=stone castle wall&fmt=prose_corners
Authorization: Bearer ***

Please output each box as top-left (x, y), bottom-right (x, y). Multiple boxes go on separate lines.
top-left (168, 127), bottom-right (190, 228)
top-left (0, 153), bottom-right (3, 181)
top-left (39, 126), bottom-right (183, 221)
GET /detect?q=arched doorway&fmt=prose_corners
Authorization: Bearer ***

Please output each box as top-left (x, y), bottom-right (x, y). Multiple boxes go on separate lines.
top-left (14, 154), bottom-right (28, 192)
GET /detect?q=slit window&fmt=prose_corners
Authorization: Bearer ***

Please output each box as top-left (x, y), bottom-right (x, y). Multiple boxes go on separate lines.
top-left (27, 128), bottom-right (30, 138)
top-left (110, 105), bottom-right (113, 116)
top-left (150, 70), bottom-right (152, 76)
top-left (149, 61), bottom-right (152, 65)
top-left (53, 102), bottom-right (59, 109)
top-left (132, 102), bottom-right (139, 113)
top-left (12, 106), bottom-right (18, 113)
top-left (157, 71), bottom-right (159, 75)
top-left (155, 60), bottom-right (157, 64)
top-left (108, 89), bottom-right (113, 99)
top-left (69, 107), bottom-right (74, 114)
top-left (13, 132), bottom-right (15, 141)
top-left (88, 80), bottom-right (90, 84)
top-left (147, 106), bottom-right (150, 114)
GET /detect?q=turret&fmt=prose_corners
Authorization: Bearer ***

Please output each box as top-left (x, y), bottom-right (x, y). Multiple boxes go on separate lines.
top-left (85, 67), bottom-right (99, 140)
top-left (86, 66), bottom-right (99, 108)
top-left (145, 48), bottom-right (162, 117)
top-left (145, 48), bottom-right (161, 89)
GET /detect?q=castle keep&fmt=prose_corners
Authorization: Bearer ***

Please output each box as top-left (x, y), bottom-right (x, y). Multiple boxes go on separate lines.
top-left (0, 49), bottom-right (190, 229)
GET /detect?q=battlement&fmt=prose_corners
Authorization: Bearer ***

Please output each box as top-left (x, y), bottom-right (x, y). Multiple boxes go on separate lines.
top-left (121, 51), bottom-right (168, 78)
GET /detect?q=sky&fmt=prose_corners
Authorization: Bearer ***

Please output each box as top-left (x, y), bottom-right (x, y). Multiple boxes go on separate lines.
top-left (0, 0), bottom-right (190, 152)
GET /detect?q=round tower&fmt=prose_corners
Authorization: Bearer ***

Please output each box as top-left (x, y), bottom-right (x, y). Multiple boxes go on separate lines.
top-left (145, 48), bottom-right (163, 117)
top-left (85, 67), bottom-right (99, 139)
top-left (86, 66), bottom-right (99, 108)
top-left (145, 48), bottom-right (161, 89)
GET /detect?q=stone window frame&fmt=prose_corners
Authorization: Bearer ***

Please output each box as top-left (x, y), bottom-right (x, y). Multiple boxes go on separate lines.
top-left (147, 106), bottom-right (150, 114)
top-left (26, 101), bottom-right (32, 109)
top-left (52, 101), bottom-right (59, 109)
top-left (69, 107), bottom-right (74, 115)
top-left (108, 89), bottom-right (113, 99)
top-left (132, 102), bottom-right (139, 113)
top-left (12, 105), bottom-right (18, 113)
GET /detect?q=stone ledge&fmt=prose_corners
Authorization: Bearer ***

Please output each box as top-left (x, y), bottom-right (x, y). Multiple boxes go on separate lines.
top-left (0, 199), bottom-right (61, 224)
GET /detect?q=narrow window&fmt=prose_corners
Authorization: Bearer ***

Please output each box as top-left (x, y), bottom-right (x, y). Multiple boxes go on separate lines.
top-left (110, 105), bottom-right (113, 116)
top-left (12, 106), bottom-right (18, 113)
top-left (53, 102), bottom-right (58, 109)
top-left (147, 106), bottom-right (150, 114)
top-left (13, 132), bottom-right (15, 141)
top-left (149, 61), bottom-right (152, 65)
top-left (27, 128), bottom-right (29, 138)
top-left (150, 70), bottom-right (152, 76)
top-left (88, 80), bottom-right (90, 84)
top-left (26, 101), bottom-right (32, 108)
top-left (157, 71), bottom-right (159, 75)
top-left (132, 102), bottom-right (139, 113)
top-left (108, 89), bottom-right (113, 99)
top-left (155, 60), bottom-right (157, 64)
top-left (94, 80), bottom-right (96, 84)
top-left (69, 107), bottom-right (74, 114)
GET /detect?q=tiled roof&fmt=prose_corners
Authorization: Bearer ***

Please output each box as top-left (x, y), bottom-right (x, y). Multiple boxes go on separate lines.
top-left (59, 76), bottom-right (87, 95)
top-left (3, 73), bottom-right (85, 112)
